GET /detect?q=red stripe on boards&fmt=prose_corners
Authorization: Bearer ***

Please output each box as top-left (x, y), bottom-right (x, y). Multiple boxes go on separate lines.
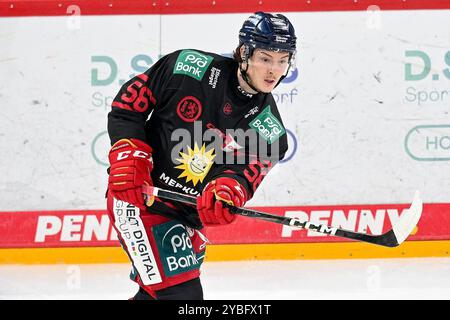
top-left (1, 0), bottom-right (450, 17)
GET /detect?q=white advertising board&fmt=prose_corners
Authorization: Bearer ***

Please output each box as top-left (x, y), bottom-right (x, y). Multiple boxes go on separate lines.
top-left (0, 10), bottom-right (449, 210)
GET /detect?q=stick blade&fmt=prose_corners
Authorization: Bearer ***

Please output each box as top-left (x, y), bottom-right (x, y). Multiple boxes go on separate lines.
top-left (392, 190), bottom-right (423, 246)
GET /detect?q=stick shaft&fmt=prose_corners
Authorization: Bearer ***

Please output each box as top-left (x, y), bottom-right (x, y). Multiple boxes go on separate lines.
top-left (142, 185), bottom-right (410, 247)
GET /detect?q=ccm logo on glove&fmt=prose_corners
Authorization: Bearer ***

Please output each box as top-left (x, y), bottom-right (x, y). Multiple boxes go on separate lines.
top-left (111, 141), bottom-right (151, 161)
top-left (108, 138), bottom-right (153, 209)
top-left (116, 150), bottom-right (150, 161)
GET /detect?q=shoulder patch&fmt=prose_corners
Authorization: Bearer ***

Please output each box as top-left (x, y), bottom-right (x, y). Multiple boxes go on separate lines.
top-left (249, 105), bottom-right (286, 144)
top-left (173, 50), bottom-right (214, 81)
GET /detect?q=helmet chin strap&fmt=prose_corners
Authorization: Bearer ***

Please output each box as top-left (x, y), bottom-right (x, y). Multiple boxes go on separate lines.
top-left (239, 62), bottom-right (261, 94)
top-left (276, 63), bottom-right (291, 88)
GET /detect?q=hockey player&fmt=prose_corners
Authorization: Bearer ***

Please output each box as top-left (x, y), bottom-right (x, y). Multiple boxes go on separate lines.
top-left (106, 11), bottom-right (297, 300)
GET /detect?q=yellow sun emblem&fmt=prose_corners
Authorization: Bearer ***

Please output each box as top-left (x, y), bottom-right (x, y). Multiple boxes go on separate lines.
top-left (175, 143), bottom-right (216, 186)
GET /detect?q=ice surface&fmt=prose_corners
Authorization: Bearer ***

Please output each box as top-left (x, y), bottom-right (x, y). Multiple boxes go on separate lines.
top-left (1, 258), bottom-right (449, 300)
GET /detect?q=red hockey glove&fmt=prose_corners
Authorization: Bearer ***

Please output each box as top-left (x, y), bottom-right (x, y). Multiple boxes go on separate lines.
top-left (108, 138), bottom-right (153, 209)
top-left (197, 177), bottom-right (247, 226)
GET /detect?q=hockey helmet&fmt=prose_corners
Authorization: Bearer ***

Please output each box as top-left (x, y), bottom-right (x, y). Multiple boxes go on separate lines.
top-left (239, 11), bottom-right (297, 58)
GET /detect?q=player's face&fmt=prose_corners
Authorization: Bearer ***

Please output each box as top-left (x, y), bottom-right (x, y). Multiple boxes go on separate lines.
top-left (246, 49), bottom-right (290, 93)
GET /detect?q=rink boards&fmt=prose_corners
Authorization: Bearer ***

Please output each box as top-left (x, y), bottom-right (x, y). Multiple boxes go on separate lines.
top-left (0, 203), bottom-right (449, 264)
top-left (1, 2), bottom-right (450, 264)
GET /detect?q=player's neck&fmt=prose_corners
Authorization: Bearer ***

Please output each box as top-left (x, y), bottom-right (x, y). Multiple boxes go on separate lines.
top-left (237, 69), bottom-right (258, 95)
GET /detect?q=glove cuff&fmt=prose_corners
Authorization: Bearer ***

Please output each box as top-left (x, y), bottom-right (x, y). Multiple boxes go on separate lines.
top-left (110, 138), bottom-right (153, 154)
top-left (109, 138), bottom-right (153, 167)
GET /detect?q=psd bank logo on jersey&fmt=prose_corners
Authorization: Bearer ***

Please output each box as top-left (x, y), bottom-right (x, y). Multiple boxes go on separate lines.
top-left (174, 50), bottom-right (214, 81)
top-left (153, 221), bottom-right (204, 277)
top-left (175, 143), bottom-right (216, 186)
top-left (249, 105), bottom-right (286, 144)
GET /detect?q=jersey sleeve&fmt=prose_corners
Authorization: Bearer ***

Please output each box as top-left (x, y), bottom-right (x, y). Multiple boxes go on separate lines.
top-left (107, 52), bottom-right (175, 145)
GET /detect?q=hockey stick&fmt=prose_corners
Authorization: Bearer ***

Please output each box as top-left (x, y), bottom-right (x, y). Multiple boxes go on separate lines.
top-left (142, 185), bottom-right (422, 248)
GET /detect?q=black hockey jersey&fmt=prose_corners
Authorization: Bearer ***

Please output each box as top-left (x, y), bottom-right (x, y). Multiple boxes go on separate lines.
top-left (108, 49), bottom-right (288, 228)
